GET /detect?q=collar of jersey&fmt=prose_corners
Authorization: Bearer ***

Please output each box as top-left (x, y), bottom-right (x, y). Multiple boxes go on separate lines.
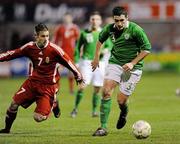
top-left (88, 27), bottom-right (102, 32)
top-left (35, 40), bottom-right (49, 49)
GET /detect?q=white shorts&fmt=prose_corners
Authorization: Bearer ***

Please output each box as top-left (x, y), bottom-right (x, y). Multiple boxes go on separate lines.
top-left (105, 64), bottom-right (142, 96)
top-left (79, 59), bottom-right (105, 86)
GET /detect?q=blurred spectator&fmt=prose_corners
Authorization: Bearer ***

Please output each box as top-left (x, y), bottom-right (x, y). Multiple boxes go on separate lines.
top-left (20, 34), bottom-right (33, 45)
top-left (10, 31), bottom-right (21, 50)
top-left (151, 43), bottom-right (163, 53)
top-left (53, 12), bottom-right (80, 95)
top-left (104, 16), bottom-right (114, 25)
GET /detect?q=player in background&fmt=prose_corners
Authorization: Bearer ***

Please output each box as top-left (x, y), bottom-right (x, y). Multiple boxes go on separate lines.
top-left (0, 23), bottom-right (83, 134)
top-left (101, 16), bottom-right (114, 66)
top-left (53, 12), bottom-right (80, 95)
top-left (91, 6), bottom-right (151, 136)
top-left (70, 11), bottom-right (112, 118)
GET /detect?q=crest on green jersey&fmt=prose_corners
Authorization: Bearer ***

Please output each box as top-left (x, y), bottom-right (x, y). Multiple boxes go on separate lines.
top-left (124, 33), bottom-right (130, 40)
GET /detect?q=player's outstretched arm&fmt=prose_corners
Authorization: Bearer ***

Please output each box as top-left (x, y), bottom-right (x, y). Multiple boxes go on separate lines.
top-left (91, 41), bottom-right (103, 72)
top-left (122, 50), bottom-right (150, 72)
top-left (55, 46), bottom-right (84, 84)
top-left (0, 48), bottom-right (23, 62)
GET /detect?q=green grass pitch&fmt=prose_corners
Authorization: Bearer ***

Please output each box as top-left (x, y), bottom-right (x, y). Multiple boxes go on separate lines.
top-left (0, 72), bottom-right (180, 144)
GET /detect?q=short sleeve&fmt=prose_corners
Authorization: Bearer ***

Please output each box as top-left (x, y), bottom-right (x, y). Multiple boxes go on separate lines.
top-left (99, 25), bottom-right (110, 44)
top-left (133, 26), bottom-right (151, 52)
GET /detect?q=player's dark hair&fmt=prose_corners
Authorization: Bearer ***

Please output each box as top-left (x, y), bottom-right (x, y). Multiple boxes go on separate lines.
top-left (34, 23), bottom-right (48, 35)
top-left (90, 11), bottom-right (101, 16)
top-left (112, 6), bottom-right (128, 17)
top-left (64, 12), bottom-right (71, 16)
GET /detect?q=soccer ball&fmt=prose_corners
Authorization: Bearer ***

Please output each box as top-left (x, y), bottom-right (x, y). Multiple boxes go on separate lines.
top-left (132, 120), bottom-right (151, 139)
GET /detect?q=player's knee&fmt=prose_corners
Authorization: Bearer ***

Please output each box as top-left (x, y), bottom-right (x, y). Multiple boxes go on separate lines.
top-left (117, 93), bottom-right (128, 105)
top-left (94, 86), bottom-right (101, 94)
top-left (117, 99), bottom-right (126, 105)
top-left (9, 101), bottom-right (19, 111)
top-left (102, 88), bottom-right (111, 99)
top-left (33, 113), bottom-right (47, 122)
top-left (78, 85), bottom-right (86, 91)
top-left (79, 81), bottom-right (88, 90)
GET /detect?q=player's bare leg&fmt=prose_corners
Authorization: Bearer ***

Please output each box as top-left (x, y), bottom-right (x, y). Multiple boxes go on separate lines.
top-left (33, 113), bottom-right (47, 122)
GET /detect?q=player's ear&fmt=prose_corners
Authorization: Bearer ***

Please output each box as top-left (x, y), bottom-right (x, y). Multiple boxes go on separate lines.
top-left (100, 18), bottom-right (102, 25)
top-left (34, 32), bottom-right (38, 39)
top-left (126, 15), bottom-right (129, 20)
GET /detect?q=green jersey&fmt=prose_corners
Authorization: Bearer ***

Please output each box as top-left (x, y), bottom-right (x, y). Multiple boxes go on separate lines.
top-left (75, 28), bottom-right (111, 63)
top-left (99, 21), bottom-right (151, 70)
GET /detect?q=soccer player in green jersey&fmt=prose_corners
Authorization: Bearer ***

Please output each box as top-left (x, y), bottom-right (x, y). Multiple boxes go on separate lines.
top-left (71, 11), bottom-right (112, 118)
top-left (91, 6), bottom-right (151, 136)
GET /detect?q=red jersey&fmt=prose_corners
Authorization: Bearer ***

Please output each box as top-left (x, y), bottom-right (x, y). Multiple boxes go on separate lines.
top-left (53, 24), bottom-right (79, 61)
top-left (0, 41), bottom-right (81, 85)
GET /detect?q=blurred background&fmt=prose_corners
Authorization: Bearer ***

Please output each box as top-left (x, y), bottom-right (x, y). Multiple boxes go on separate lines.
top-left (0, 0), bottom-right (180, 77)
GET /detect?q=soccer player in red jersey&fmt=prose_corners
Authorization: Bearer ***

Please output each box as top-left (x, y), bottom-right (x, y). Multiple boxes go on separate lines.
top-left (0, 23), bottom-right (83, 133)
top-left (53, 12), bottom-right (80, 94)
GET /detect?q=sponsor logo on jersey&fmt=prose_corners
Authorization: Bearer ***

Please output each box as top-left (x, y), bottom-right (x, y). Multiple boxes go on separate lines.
top-left (124, 33), bottom-right (130, 40)
top-left (45, 57), bottom-right (50, 63)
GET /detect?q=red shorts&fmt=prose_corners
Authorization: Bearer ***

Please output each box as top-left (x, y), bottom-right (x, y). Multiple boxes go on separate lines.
top-left (13, 79), bottom-right (59, 116)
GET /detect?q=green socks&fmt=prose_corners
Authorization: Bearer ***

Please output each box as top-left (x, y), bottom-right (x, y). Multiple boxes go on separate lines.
top-left (92, 93), bottom-right (100, 113)
top-left (100, 99), bottom-right (112, 129)
top-left (75, 90), bottom-right (84, 109)
top-left (74, 91), bottom-right (100, 113)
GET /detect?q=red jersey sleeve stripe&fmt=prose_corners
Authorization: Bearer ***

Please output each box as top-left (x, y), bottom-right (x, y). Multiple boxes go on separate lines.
top-left (50, 42), bottom-right (64, 56)
top-left (20, 41), bottom-right (34, 50)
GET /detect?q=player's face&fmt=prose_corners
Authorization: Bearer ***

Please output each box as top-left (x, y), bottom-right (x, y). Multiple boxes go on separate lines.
top-left (90, 14), bottom-right (102, 29)
top-left (36, 30), bottom-right (49, 48)
top-left (63, 14), bottom-right (73, 24)
top-left (113, 15), bottom-right (128, 30)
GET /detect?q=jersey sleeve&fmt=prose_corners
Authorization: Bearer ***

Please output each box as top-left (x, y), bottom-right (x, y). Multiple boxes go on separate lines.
top-left (74, 30), bottom-right (84, 63)
top-left (133, 26), bottom-right (151, 52)
top-left (74, 25), bottom-right (80, 40)
top-left (0, 43), bottom-right (28, 62)
top-left (74, 45), bottom-right (80, 63)
top-left (103, 38), bottom-right (113, 51)
top-left (99, 38), bottom-right (113, 59)
top-left (54, 45), bottom-right (81, 77)
top-left (99, 25), bottom-right (110, 44)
